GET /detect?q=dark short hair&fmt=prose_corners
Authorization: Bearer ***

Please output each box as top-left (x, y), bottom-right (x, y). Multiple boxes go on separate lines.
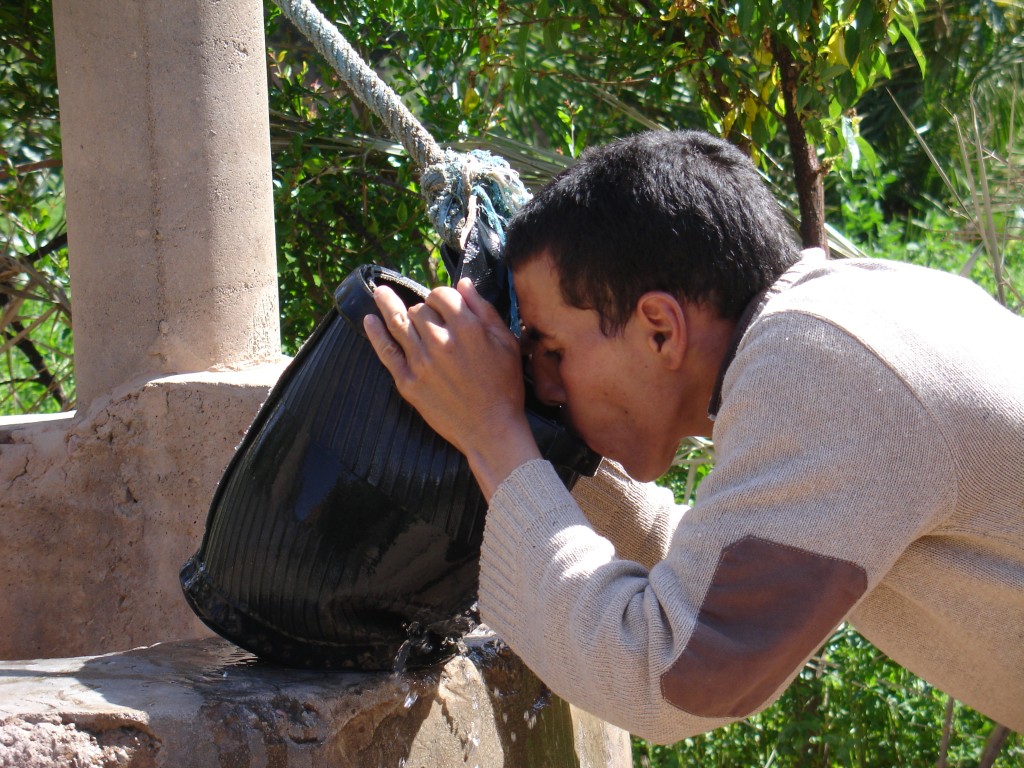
top-left (504, 130), bottom-right (802, 333)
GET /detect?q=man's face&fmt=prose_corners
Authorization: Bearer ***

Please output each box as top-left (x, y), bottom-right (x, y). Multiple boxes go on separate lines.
top-left (513, 253), bottom-right (683, 482)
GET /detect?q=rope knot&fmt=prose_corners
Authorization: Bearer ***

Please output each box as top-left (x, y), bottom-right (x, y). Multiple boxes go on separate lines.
top-left (421, 149), bottom-right (531, 254)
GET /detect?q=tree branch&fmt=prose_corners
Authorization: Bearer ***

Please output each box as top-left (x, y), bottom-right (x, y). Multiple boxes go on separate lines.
top-left (936, 698), bottom-right (954, 768)
top-left (0, 158), bottom-right (62, 182)
top-left (1, 322), bottom-right (67, 410)
top-left (978, 725), bottom-right (1010, 768)
top-left (770, 37), bottom-right (828, 253)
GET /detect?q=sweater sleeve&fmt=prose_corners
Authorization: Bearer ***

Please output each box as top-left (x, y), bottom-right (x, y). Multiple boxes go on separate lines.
top-left (570, 459), bottom-right (685, 570)
top-left (477, 312), bottom-right (957, 743)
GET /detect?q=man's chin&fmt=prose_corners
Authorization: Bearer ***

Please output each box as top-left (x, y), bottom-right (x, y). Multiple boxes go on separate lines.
top-left (634, 468), bottom-right (670, 483)
top-left (615, 457), bottom-right (670, 484)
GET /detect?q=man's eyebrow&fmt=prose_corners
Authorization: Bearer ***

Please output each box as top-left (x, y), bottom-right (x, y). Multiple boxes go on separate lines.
top-left (524, 326), bottom-right (555, 342)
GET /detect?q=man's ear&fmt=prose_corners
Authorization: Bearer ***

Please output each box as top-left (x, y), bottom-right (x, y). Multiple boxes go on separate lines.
top-left (635, 292), bottom-right (687, 369)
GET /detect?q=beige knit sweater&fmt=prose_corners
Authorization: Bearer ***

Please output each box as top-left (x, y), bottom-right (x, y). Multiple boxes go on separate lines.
top-left (478, 253), bottom-right (1024, 742)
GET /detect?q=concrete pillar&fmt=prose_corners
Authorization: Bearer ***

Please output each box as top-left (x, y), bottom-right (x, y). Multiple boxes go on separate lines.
top-left (52, 0), bottom-right (280, 409)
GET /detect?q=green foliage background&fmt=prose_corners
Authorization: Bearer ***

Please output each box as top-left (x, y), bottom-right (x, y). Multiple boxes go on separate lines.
top-left (1, 0), bottom-right (71, 413)
top-left (264, 0), bottom-right (1021, 349)
top-left (1, 1), bottom-right (1022, 763)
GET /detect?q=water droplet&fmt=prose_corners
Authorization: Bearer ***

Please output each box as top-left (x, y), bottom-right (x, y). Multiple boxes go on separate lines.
top-left (403, 691), bottom-right (419, 709)
top-left (392, 638), bottom-right (414, 674)
top-left (510, 731), bottom-right (517, 743)
top-left (464, 726), bottom-right (481, 759)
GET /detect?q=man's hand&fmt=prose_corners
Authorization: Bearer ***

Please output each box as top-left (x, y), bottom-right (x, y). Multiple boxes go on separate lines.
top-left (363, 277), bottom-right (542, 499)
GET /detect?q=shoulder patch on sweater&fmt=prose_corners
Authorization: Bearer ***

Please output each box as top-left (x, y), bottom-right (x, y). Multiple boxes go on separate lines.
top-left (660, 535), bottom-right (867, 718)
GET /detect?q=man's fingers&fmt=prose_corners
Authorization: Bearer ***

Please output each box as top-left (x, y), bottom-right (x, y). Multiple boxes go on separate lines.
top-left (408, 301), bottom-right (448, 341)
top-left (372, 285), bottom-right (417, 338)
top-left (366, 286), bottom-right (416, 374)
top-left (363, 314), bottom-right (407, 372)
top-left (365, 287), bottom-right (449, 386)
top-left (455, 277), bottom-right (509, 330)
top-left (422, 285), bottom-right (462, 319)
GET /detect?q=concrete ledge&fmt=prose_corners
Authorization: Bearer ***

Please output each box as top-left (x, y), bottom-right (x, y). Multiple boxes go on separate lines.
top-left (0, 363), bottom-right (290, 660)
top-left (0, 412), bottom-right (76, 435)
top-left (0, 635), bottom-right (631, 767)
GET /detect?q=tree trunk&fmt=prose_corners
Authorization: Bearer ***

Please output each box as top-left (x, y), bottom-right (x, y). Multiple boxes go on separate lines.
top-left (772, 38), bottom-right (829, 255)
top-left (978, 725), bottom-right (1010, 768)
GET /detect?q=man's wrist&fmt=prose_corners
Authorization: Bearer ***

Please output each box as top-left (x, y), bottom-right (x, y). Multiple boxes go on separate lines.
top-left (465, 423), bottom-right (542, 500)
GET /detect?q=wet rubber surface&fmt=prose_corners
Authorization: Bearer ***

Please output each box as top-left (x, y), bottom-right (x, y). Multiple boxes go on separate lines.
top-left (182, 265), bottom-right (599, 670)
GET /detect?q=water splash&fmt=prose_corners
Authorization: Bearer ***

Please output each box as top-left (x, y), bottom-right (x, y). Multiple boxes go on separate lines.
top-left (391, 638), bottom-right (415, 674)
top-left (522, 710), bottom-right (538, 730)
top-left (194, 643), bottom-right (263, 685)
top-left (465, 724), bottom-right (481, 760)
top-left (392, 620), bottom-right (437, 674)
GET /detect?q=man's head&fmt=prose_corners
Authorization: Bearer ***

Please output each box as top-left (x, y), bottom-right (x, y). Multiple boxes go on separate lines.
top-left (504, 130), bottom-right (801, 335)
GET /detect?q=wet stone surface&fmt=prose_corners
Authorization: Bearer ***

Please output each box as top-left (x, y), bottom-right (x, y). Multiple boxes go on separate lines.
top-left (0, 634), bottom-right (630, 767)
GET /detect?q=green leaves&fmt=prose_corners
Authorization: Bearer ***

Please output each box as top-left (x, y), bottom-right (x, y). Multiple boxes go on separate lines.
top-left (896, 18), bottom-right (926, 76)
top-left (262, 0), bottom-right (951, 328)
top-left (634, 624), bottom-right (1023, 767)
top-left (1, 0), bottom-right (73, 413)
top-left (555, 101), bottom-right (584, 157)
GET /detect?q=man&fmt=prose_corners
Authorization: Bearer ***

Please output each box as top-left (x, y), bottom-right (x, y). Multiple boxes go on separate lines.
top-left (363, 130), bottom-right (1024, 742)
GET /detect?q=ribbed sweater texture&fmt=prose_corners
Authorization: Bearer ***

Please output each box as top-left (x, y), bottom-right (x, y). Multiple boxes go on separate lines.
top-left (478, 253), bottom-right (1024, 742)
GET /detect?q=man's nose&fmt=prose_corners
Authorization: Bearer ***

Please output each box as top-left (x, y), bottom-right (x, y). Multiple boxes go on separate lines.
top-left (528, 354), bottom-right (567, 407)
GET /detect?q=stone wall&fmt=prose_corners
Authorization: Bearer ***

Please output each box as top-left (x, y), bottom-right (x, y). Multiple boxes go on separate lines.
top-left (0, 366), bottom-right (285, 659)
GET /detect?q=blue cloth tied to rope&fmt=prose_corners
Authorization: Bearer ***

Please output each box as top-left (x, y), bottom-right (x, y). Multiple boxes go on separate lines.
top-left (422, 149), bottom-right (530, 337)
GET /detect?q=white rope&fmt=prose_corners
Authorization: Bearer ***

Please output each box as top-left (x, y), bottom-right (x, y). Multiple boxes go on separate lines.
top-left (273, 0), bottom-right (444, 170)
top-left (271, 0), bottom-right (530, 265)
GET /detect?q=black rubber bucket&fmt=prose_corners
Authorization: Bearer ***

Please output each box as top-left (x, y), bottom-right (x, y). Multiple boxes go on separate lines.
top-left (181, 264), bottom-right (600, 670)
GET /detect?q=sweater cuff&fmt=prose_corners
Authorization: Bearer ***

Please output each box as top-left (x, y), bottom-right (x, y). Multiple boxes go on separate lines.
top-left (478, 458), bottom-right (593, 651)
